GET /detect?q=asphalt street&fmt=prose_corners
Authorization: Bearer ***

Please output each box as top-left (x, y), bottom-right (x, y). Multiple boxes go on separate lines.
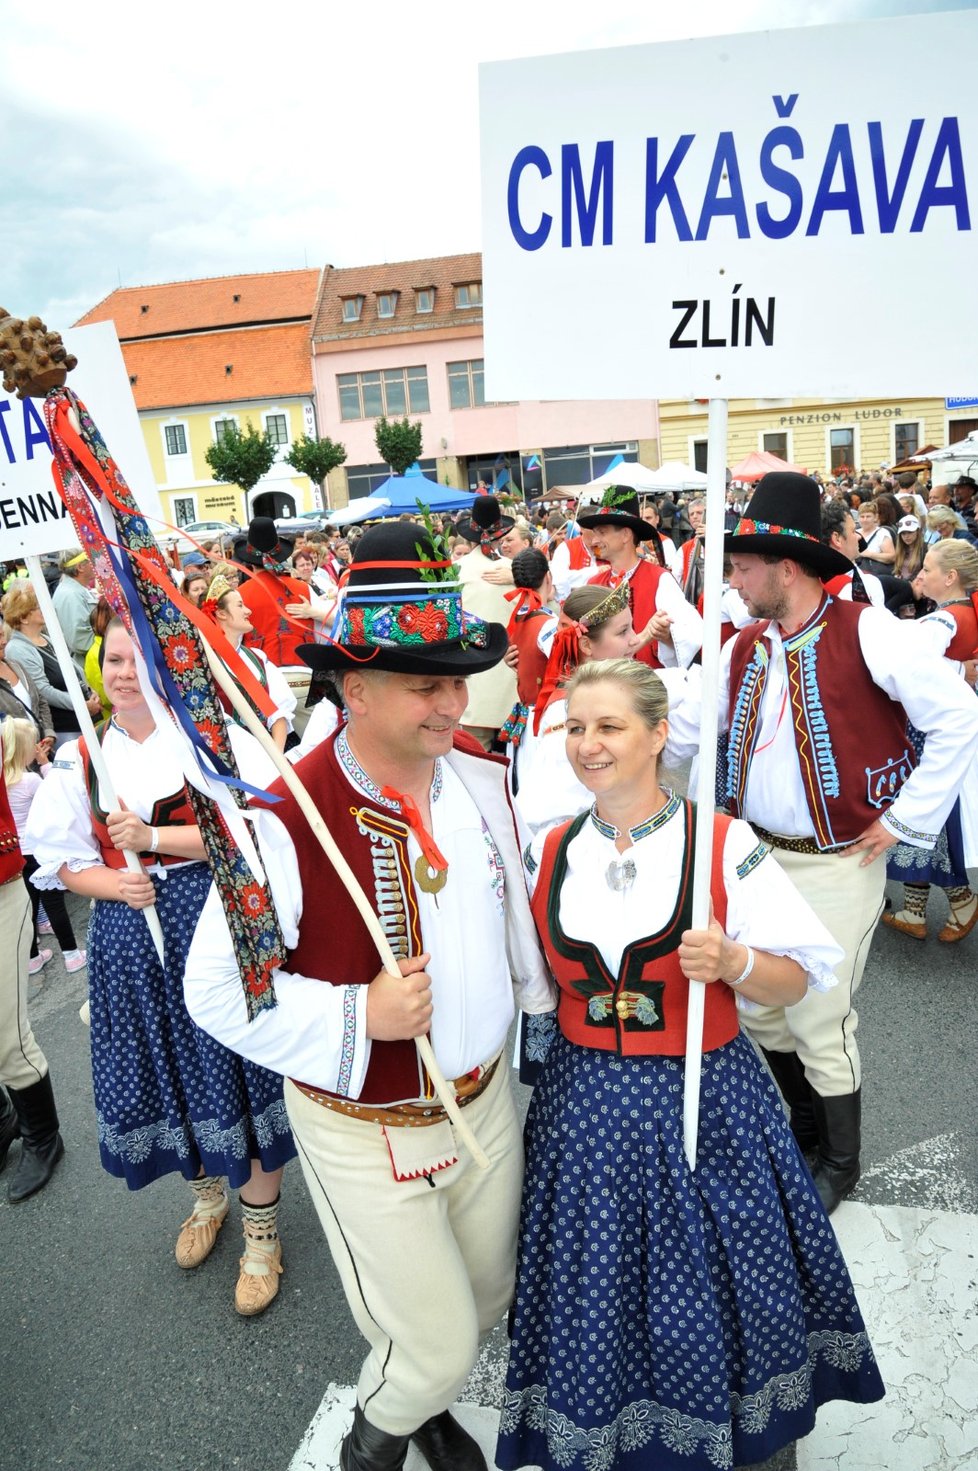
top-left (3, 881), bottom-right (976, 1471)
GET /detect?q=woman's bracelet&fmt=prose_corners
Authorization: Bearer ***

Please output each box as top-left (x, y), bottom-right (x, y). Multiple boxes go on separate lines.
top-left (728, 944), bottom-right (755, 988)
top-left (148, 827), bottom-right (160, 854)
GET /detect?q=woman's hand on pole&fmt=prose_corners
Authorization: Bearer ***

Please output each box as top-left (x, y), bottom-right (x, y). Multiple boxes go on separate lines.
top-left (117, 869), bottom-right (158, 910)
top-left (677, 918), bottom-right (732, 984)
top-left (106, 803), bottom-right (152, 853)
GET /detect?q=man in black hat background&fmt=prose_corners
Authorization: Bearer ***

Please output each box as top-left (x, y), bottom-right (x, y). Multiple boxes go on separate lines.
top-left (185, 522), bottom-right (554, 1471)
top-left (701, 472), bottom-right (978, 1214)
top-left (578, 486), bottom-right (703, 671)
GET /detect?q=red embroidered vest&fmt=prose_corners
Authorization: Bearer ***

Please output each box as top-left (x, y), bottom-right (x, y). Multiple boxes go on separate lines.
top-left (726, 596), bottom-right (915, 850)
top-left (589, 560), bottom-right (666, 669)
top-left (78, 726), bottom-right (197, 869)
top-left (531, 802), bottom-right (738, 1057)
top-left (0, 768), bottom-right (24, 885)
top-left (510, 609), bottom-right (551, 705)
top-left (566, 538), bottom-right (593, 571)
top-left (256, 732), bottom-right (451, 1104)
top-left (943, 601), bottom-right (978, 661)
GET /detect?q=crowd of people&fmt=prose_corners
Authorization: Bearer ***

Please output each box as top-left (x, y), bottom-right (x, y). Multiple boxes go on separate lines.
top-left (2, 465), bottom-right (977, 1471)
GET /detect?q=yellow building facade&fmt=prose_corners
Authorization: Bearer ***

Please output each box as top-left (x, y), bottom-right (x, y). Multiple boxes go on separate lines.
top-left (658, 397), bottom-right (978, 479)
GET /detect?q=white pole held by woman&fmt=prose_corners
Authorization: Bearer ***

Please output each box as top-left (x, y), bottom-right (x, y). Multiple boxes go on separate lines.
top-left (683, 398), bottom-right (729, 1169)
top-left (25, 554), bottom-right (167, 966)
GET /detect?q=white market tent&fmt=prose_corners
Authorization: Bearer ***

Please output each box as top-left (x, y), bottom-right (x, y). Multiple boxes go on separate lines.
top-left (580, 459), bottom-right (707, 501)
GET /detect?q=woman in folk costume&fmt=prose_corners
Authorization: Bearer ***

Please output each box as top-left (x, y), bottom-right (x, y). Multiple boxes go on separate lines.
top-left (203, 573), bottom-right (297, 752)
top-left (25, 620), bottom-right (295, 1316)
top-left (578, 487), bottom-right (703, 670)
top-left (883, 538), bottom-right (978, 942)
top-left (232, 516), bottom-right (313, 667)
top-left (497, 659), bottom-right (885, 1471)
top-left (498, 548), bottom-right (557, 794)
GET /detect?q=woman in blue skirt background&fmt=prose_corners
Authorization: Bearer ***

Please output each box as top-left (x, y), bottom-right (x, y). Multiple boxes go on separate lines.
top-left (27, 621), bottom-right (295, 1316)
top-left (497, 659), bottom-right (884, 1471)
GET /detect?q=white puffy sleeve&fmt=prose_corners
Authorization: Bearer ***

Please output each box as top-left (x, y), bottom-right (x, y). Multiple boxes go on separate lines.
top-left (256, 649), bottom-right (298, 729)
top-left (721, 818), bottom-right (842, 1003)
top-left (23, 740), bottom-right (102, 889)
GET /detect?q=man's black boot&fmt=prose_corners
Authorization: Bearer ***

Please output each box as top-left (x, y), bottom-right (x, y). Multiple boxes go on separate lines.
top-left (7, 1072), bottom-right (64, 1204)
top-left (761, 1047), bottom-right (818, 1158)
top-left (413, 1411), bottom-right (488, 1471)
top-left (811, 1089), bottom-right (861, 1216)
top-left (340, 1405), bottom-right (410, 1471)
top-left (0, 1086), bottom-right (20, 1172)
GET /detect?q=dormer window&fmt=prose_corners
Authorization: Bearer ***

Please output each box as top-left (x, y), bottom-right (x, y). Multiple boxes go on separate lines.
top-left (376, 292), bottom-right (398, 319)
top-left (454, 282), bottom-right (482, 310)
top-left (341, 295), bottom-right (364, 323)
top-left (415, 288), bottom-right (435, 314)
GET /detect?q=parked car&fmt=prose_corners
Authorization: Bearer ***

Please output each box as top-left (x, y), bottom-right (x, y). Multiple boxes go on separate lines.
top-left (173, 520), bottom-right (239, 556)
top-left (274, 511), bottom-right (328, 537)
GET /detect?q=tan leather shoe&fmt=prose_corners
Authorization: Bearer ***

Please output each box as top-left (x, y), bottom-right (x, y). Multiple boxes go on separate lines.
top-left (937, 901), bottom-right (978, 943)
top-left (881, 910), bottom-right (927, 940)
top-left (174, 1191), bottom-right (229, 1268)
top-left (234, 1236), bottom-right (283, 1316)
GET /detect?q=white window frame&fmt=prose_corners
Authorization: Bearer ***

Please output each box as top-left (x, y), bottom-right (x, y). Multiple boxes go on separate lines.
top-left (262, 408), bottom-right (291, 456)
top-left (211, 413), bottom-right (240, 445)
top-left (159, 418), bottom-right (192, 485)
top-left (892, 419), bottom-right (924, 465)
top-left (341, 296), bottom-right (364, 323)
top-left (825, 424), bottom-right (859, 477)
top-left (688, 435), bottom-right (709, 474)
top-left (170, 494), bottom-right (198, 528)
top-left (455, 282), bottom-right (483, 310)
top-left (416, 288), bottom-right (434, 314)
top-left (759, 428), bottom-right (793, 462)
top-left (447, 359), bottom-right (485, 410)
top-left (376, 292), bottom-right (398, 319)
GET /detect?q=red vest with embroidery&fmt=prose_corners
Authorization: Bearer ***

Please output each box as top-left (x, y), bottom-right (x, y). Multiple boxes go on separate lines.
top-left (566, 538), bottom-right (593, 571)
top-left (589, 560), bottom-right (666, 669)
top-left (256, 732), bottom-right (500, 1105)
top-left (241, 569), bottom-right (311, 665)
top-left (726, 596), bottom-right (915, 850)
top-left (531, 802), bottom-right (738, 1057)
top-left (944, 601), bottom-right (978, 660)
top-left (510, 609), bottom-right (551, 705)
top-left (78, 726), bottom-right (197, 869)
top-left (0, 768), bottom-right (24, 885)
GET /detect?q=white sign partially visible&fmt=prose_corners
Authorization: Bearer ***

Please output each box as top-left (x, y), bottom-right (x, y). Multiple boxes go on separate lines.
top-left (0, 320), bottom-right (161, 561)
top-left (480, 11), bottom-right (978, 401)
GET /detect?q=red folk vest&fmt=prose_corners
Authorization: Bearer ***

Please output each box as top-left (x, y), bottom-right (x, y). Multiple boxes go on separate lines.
top-left (726, 595), bottom-right (915, 850)
top-left (589, 560), bottom-right (666, 669)
top-left (509, 609), bottom-right (551, 706)
top-left (78, 726), bottom-right (197, 869)
top-left (255, 732), bottom-right (459, 1104)
top-left (531, 802), bottom-right (738, 1057)
top-left (943, 600), bottom-right (978, 660)
top-left (566, 538), bottom-right (594, 571)
top-left (0, 768), bottom-right (24, 885)
top-left (241, 569), bottom-right (312, 665)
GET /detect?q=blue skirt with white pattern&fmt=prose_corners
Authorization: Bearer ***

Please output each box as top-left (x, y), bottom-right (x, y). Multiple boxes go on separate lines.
top-left (86, 863), bottom-right (295, 1191)
top-left (496, 1032), bottom-right (884, 1471)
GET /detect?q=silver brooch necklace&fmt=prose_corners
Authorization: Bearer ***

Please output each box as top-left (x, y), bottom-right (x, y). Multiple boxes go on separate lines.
top-left (591, 793), bottom-right (681, 894)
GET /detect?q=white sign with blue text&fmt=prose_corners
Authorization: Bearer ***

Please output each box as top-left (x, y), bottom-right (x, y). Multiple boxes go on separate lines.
top-left (480, 11), bottom-right (977, 401)
top-left (0, 320), bottom-right (160, 561)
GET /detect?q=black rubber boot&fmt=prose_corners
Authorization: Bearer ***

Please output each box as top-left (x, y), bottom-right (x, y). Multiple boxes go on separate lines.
top-left (340, 1405), bottom-right (410, 1471)
top-left (761, 1048), bottom-right (818, 1158)
top-left (7, 1073), bottom-right (65, 1204)
top-left (0, 1086), bottom-right (20, 1172)
top-left (811, 1089), bottom-right (861, 1216)
top-left (413, 1411), bottom-right (488, 1471)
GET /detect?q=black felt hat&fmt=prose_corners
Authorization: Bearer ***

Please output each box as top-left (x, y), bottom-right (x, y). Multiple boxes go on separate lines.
top-left (232, 516), bottom-right (296, 569)
top-left (297, 521), bottom-right (508, 676)
top-left (577, 486), bottom-right (658, 541)
top-left (455, 494), bottom-right (516, 544)
top-left (724, 473), bottom-right (852, 578)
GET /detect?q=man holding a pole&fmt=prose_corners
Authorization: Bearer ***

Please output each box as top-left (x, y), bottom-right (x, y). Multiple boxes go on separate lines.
top-left (184, 522), bottom-right (555, 1471)
top-left (714, 472), bottom-right (978, 1214)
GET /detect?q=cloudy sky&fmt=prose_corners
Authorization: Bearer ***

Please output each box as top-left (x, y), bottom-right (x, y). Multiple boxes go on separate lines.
top-left (1, 0), bottom-right (971, 332)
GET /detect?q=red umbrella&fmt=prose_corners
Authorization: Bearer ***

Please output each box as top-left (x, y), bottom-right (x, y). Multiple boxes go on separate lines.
top-left (729, 449), bottom-right (806, 482)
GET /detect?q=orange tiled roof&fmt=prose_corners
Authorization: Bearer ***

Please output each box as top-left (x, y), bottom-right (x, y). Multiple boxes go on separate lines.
top-left (75, 268), bottom-right (321, 339)
top-left (312, 252), bottom-right (482, 343)
top-left (121, 324), bottom-right (313, 410)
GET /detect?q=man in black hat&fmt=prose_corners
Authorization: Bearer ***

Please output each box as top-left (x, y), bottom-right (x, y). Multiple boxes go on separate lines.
top-left (185, 522), bottom-right (554, 1471)
top-left (710, 472), bottom-right (978, 1213)
top-left (578, 486), bottom-right (702, 670)
top-left (233, 516), bottom-right (312, 666)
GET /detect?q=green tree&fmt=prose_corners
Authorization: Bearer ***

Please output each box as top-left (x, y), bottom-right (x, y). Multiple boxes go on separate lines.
top-left (375, 415), bottom-right (423, 477)
top-left (285, 433), bottom-right (347, 498)
top-left (204, 421), bottom-right (278, 497)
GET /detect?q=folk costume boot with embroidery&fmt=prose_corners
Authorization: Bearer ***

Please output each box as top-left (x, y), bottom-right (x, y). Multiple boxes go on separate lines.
top-left (175, 1176), bottom-right (229, 1267)
top-left (340, 1405), bottom-right (410, 1471)
top-left (7, 1072), bottom-right (65, 1203)
top-left (811, 1089), bottom-right (861, 1216)
top-left (937, 886), bottom-right (978, 943)
top-left (235, 1195), bottom-right (283, 1316)
top-left (412, 1411), bottom-right (489, 1471)
top-left (761, 1047), bottom-right (818, 1160)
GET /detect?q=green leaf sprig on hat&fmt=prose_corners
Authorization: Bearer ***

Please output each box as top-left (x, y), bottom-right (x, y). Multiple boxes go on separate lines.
top-left (600, 484), bottom-right (634, 510)
top-left (414, 501), bottom-right (454, 586)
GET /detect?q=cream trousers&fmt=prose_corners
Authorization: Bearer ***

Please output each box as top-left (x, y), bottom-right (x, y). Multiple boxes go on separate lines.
top-left (739, 844), bottom-right (886, 1096)
top-left (285, 1059), bottom-right (523, 1435)
top-left (0, 876), bottom-right (48, 1090)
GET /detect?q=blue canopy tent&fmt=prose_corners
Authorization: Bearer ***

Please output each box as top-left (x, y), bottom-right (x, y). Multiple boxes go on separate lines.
top-left (370, 467), bottom-right (478, 516)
